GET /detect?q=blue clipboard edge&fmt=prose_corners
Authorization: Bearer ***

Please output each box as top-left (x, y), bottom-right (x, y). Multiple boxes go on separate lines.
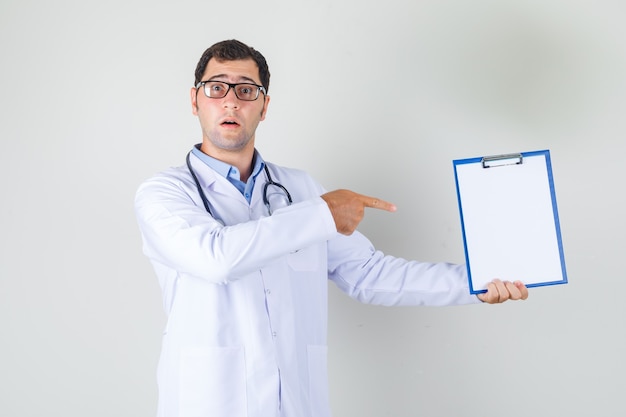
top-left (453, 149), bottom-right (568, 294)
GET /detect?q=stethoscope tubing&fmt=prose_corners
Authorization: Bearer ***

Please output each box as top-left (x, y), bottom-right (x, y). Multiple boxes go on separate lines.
top-left (186, 151), bottom-right (292, 218)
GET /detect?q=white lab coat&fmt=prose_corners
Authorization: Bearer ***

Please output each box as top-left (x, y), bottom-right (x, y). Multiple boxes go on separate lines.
top-left (135, 152), bottom-right (479, 417)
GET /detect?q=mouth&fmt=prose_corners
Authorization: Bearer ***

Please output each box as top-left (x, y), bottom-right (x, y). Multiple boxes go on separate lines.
top-left (220, 118), bottom-right (240, 127)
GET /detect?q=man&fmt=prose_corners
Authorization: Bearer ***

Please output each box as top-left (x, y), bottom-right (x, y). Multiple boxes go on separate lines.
top-left (135, 39), bottom-right (528, 417)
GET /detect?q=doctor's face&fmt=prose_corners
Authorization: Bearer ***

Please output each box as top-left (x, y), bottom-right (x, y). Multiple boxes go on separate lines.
top-left (191, 58), bottom-right (270, 155)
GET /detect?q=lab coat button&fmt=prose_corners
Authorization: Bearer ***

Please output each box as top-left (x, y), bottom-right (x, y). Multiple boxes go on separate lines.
top-left (272, 332), bottom-right (277, 338)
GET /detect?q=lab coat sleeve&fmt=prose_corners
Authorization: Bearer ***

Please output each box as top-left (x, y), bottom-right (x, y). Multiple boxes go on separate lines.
top-left (134, 170), bottom-right (338, 284)
top-left (327, 231), bottom-right (480, 306)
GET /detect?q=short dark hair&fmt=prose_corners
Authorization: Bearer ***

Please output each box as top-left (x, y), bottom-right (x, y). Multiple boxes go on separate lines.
top-left (194, 39), bottom-right (270, 92)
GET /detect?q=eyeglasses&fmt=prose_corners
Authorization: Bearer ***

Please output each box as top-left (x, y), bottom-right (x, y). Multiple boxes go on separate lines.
top-left (196, 80), bottom-right (267, 101)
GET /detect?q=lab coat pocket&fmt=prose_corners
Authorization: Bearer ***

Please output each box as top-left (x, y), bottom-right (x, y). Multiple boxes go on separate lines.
top-left (179, 346), bottom-right (247, 417)
top-left (287, 245), bottom-right (320, 271)
top-left (307, 345), bottom-right (331, 417)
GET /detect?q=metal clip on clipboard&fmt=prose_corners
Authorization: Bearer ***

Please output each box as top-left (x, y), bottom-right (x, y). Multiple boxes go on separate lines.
top-left (481, 153), bottom-right (523, 169)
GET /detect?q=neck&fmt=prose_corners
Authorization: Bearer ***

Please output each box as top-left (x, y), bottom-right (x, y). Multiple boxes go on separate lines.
top-left (200, 142), bottom-right (255, 182)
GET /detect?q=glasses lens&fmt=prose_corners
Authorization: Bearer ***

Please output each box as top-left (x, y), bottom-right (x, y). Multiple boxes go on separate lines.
top-left (204, 82), bottom-right (229, 98)
top-left (266, 184), bottom-right (290, 214)
top-left (234, 84), bottom-right (260, 101)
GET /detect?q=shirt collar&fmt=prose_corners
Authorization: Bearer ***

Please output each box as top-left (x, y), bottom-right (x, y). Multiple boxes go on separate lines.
top-left (191, 144), bottom-right (266, 182)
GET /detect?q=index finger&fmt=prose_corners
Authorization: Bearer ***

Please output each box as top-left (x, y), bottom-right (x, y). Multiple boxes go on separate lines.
top-left (360, 194), bottom-right (397, 212)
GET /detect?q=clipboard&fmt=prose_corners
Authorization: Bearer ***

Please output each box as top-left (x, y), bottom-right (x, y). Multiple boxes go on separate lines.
top-left (453, 150), bottom-right (567, 294)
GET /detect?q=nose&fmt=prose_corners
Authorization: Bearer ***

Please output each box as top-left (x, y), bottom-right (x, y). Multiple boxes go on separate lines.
top-left (222, 86), bottom-right (240, 108)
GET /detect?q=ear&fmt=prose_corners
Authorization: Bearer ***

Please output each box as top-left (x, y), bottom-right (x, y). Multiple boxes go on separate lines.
top-left (260, 95), bottom-right (270, 121)
top-left (191, 87), bottom-right (199, 115)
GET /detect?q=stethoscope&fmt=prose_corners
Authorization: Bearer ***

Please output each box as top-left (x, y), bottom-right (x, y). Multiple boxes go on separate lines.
top-left (186, 151), bottom-right (293, 219)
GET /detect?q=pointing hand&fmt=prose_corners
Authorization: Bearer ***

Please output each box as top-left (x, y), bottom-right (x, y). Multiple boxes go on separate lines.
top-left (321, 189), bottom-right (396, 235)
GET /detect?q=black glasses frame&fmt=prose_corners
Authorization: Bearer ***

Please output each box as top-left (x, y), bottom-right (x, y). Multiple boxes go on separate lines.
top-left (196, 80), bottom-right (267, 101)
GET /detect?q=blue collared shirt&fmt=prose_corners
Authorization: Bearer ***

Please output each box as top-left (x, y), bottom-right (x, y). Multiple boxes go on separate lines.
top-left (191, 144), bottom-right (265, 203)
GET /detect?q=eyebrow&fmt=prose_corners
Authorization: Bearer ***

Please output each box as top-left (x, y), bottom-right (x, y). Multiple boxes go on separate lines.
top-left (206, 74), bottom-right (260, 84)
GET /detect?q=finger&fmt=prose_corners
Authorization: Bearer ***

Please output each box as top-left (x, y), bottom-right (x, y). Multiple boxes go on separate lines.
top-left (483, 279), bottom-right (509, 303)
top-left (476, 289), bottom-right (490, 303)
top-left (478, 280), bottom-right (529, 303)
top-left (491, 279), bottom-right (509, 303)
top-left (504, 281), bottom-right (523, 300)
top-left (360, 194), bottom-right (397, 212)
top-left (514, 281), bottom-right (529, 300)
top-left (477, 282), bottom-right (498, 304)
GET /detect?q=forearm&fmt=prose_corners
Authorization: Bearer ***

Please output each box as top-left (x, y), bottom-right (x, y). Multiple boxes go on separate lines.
top-left (135, 180), bottom-right (337, 283)
top-left (328, 232), bottom-right (479, 307)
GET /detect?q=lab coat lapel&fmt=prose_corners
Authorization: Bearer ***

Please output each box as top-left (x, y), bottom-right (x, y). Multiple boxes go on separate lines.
top-left (249, 170), bottom-right (268, 219)
top-left (187, 153), bottom-right (249, 222)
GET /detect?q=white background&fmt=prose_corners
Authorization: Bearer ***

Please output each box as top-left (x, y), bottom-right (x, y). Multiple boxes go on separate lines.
top-left (1, 0), bottom-right (625, 416)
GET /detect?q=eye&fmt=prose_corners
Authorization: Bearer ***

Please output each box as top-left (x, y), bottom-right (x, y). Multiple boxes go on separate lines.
top-left (236, 85), bottom-right (255, 97)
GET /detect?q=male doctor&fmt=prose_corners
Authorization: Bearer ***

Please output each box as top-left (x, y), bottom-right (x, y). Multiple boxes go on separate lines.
top-left (135, 39), bottom-right (528, 417)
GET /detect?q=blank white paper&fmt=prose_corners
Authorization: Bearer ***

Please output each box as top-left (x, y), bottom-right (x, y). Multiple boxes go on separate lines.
top-left (454, 151), bottom-right (567, 293)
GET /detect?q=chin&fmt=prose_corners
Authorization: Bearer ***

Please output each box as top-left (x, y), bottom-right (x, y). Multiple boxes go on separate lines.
top-left (211, 137), bottom-right (252, 152)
